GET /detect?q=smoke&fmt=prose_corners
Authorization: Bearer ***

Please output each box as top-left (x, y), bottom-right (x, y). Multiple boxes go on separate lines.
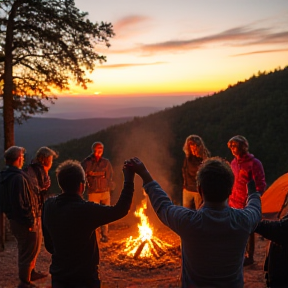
top-left (110, 117), bottom-right (177, 227)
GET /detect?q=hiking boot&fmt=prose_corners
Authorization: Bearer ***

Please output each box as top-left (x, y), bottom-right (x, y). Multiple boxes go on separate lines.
top-left (30, 270), bottom-right (48, 281)
top-left (243, 256), bottom-right (254, 266)
top-left (100, 235), bottom-right (109, 243)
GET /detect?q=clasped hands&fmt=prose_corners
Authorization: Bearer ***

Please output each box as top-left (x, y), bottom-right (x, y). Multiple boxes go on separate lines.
top-left (122, 157), bottom-right (153, 184)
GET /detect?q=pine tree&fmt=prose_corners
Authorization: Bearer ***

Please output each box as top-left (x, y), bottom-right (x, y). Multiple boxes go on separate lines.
top-left (0, 0), bottom-right (114, 149)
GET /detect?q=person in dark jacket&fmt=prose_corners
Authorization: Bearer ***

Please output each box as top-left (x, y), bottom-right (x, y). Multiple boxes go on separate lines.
top-left (182, 135), bottom-right (210, 209)
top-left (255, 214), bottom-right (288, 287)
top-left (81, 142), bottom-right (114, 242)
top-left (228, 135), bottom-right (266, 266)
top-left (42, 159), bottom-right (134, 288)
top-left (25, 146), bottom-right (58, 211)
top-left (23, 146), bottom-right (58, 281)
top-left (0, 146), bottom-right (39, 288)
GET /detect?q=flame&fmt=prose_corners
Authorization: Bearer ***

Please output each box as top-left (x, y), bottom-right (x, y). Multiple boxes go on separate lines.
top-left (124, 195), bottom-right (171, 259)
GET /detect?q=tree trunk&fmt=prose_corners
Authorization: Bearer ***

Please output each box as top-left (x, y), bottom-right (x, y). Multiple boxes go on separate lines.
top-left (3, 1), bottom-right (17, 150)
top-left (0, 1), bottom-right (22, 251)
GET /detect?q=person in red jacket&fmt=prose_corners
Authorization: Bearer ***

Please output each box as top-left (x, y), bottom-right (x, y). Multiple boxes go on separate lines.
top-left (228, 135), bottom-right (266, 266)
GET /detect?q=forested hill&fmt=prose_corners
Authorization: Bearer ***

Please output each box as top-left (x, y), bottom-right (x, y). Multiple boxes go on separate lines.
top-left (52, 67), bottom-right (288, 203)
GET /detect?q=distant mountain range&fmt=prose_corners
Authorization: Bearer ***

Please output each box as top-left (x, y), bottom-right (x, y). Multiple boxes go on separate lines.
top-left (49, 66), bottom-right (288, 204)
top-left (0, 95), bottom-right (198, 159)
top-left (35, 95), bottom-right (198, 119)
top-left (13, 117), bottom-right (132, 158)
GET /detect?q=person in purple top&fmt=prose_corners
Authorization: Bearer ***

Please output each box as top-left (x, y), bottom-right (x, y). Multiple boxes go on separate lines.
top-left (125, 156), bottom-right (261, 288)
top-left (227, 135), bottom-right (266, 266)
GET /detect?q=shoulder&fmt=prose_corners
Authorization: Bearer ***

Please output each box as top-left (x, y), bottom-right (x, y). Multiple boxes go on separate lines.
top-left (82, 154), bottom-right (94, 165)
top-left (251, 157), bottom-right (264, 169)
top-left (101, 158), bottom-right (112, 165)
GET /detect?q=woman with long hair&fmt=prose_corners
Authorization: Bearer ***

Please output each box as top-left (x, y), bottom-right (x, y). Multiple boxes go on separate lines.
top-left (182, 135), bottom-right (210, 209)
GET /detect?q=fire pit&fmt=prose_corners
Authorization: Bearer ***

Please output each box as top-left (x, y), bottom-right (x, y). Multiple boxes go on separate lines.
top-left (100, 196), bottom-right (181, 271)
top-left (123, 198), bottom-right (173, 259)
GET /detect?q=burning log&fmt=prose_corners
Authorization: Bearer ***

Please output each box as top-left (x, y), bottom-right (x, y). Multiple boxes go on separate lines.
top-left (151, 239), bottom-right (166, 257)
top-left (133, 240), bottom-right (148, 259)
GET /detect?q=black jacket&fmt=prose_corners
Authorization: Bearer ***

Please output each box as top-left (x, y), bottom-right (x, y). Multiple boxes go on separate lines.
top-left (0, 166), bottom-right (38, 227)
top-left (255, 215), bottom-right (288, 287)
top-left (42, 182), bottom-right (134, 285)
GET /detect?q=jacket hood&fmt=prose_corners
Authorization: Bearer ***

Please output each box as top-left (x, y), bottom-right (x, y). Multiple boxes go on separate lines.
top-left (0, 166), bottom-right (22, 184)
top-left (237, 153), bottom-right (255, 163)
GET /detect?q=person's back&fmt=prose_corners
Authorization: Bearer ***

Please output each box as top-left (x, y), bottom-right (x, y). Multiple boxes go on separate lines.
top-left (179, 201), bottom-right (260, 287)
top-left (42, 159), bottom-right (134, 288)
top-left (43, 194), bottom-right (101, 283)
top-left (126, 156), bottom-right (261, 288)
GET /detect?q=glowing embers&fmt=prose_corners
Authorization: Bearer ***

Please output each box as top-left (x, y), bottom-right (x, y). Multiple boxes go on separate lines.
top-left (124, 197), bottom-right (172, 259)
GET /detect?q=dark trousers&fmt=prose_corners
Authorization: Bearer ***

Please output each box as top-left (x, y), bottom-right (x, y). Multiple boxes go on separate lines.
top-left (9, 218), bottom-right (42, 283)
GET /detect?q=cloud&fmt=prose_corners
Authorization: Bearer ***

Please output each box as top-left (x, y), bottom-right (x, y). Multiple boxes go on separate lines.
top-left (113, 15), bottom-right (152, 39)
top-left (97, 62), bottom-right (167, 69)
top-left (111, 25), bottom-right (288, 56)
top-left (232, 48), bottom-right (288, 57)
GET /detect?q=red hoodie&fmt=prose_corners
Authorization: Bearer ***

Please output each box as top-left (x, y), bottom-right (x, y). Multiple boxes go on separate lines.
top-left (229, 153), bottom-right (266, 209)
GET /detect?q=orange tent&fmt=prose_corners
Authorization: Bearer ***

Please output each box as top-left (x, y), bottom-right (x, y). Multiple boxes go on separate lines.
top-left (262, 173), bottom-right (288, 219)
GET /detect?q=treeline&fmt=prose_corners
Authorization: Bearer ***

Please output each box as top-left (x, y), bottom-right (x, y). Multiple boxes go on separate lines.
top-left (50, 66), bottom-right (288, 202)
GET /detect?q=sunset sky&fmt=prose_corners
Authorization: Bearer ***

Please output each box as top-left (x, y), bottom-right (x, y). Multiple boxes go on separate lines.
top-left (66, 0), bottom-right (288, 98)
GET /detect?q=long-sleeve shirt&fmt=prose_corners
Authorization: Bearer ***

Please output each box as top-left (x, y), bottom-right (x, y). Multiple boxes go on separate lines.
top-left (144, 181), bottom-right (261, 288)
top-left (255, 215), bottom-right (288, 286)
top-left (42, 182), bottom-right (134, 284)
top-left (182, 155), bottom-right (203, 192)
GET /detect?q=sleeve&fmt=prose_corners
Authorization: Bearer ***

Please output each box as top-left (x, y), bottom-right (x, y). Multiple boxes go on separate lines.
top-left (42, 201), bottom-right (54, 254)
top-left (255, 216), bottom-right (288, 246)
top-left (252, 159), bottom-right (266, 194)
top-left (144, 180), bottom-right (195, 235)
top-left (107, 160), bottom-right (114, 190)
top-left (88, 182), bottom-right (134, 228)
top-left (242, 193), bottom-right (262, 233)
top-left (11, 175), bottom-right (35, 227)
top-left (81, 158), bottom-right (88, 173)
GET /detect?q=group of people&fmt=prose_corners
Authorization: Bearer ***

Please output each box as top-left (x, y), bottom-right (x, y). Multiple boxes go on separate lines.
top-left (0, 135), bottom-right (287, 288)
top-left (0, 146), bottom-right (58, 288)
top-left (181, 134), bottom-right (288, 287)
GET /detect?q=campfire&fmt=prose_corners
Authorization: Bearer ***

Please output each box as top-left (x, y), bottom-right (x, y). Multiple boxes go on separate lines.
top-left (123, 196), bottom-right (172, 259)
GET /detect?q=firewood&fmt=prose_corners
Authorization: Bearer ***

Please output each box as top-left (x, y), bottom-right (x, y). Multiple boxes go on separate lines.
top-left (133, 240), bottom-right (148, 259)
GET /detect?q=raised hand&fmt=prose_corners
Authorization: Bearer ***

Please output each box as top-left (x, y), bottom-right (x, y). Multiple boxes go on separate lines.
top-left (123, 160), bottom-right (135, 183)
top-left (128, 157), bottom-right (153, 185)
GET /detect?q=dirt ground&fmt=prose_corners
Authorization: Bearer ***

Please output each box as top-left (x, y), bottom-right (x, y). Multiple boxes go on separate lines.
top-left (0, 219), bottom-right (268, 288)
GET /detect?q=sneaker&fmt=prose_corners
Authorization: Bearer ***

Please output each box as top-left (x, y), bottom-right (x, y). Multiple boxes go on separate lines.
top-left (30, 270), bottom-right (48, 281)
top-left (243, 257), bottom-right (254, 266)
top-left (100, 235), bottom-right (109, 243)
